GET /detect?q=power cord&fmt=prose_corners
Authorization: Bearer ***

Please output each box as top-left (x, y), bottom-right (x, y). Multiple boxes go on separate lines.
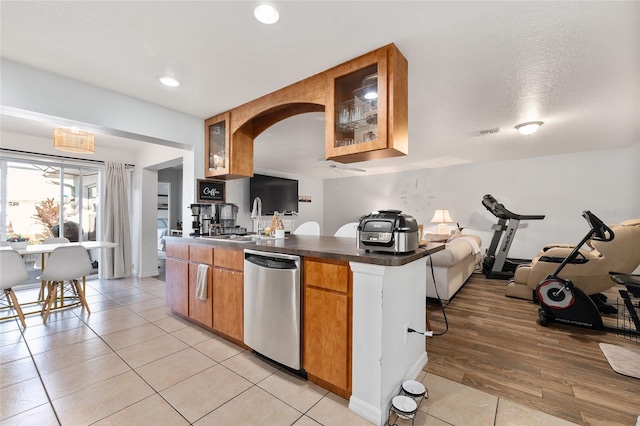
top-left (408, 327), bottom-right (433, 337)
top-left (426, 252), bottom-right (449, 336)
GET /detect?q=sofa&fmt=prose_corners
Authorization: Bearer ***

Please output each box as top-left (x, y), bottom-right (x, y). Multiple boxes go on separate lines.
top-left (424, 234), bottom-right (483, 302)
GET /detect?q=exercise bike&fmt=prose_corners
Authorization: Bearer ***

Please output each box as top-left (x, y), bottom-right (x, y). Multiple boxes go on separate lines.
top-left (536, 211), bottom-right (640, 337)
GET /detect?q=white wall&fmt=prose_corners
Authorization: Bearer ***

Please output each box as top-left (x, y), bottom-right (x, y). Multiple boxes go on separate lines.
top-left (324, 143), bottom-right (640, 260)
top-left (133, 144), bottom-right (192, 277)
top-left (1, 59), bottom-right (202, 147)
top-left (1, 59), bottom-right (202, 278)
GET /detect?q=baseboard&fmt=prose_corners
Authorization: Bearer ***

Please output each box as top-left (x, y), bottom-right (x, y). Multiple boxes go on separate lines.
top-left (349, 352), bottom-right (428, 426)
top-left (139, 270), bottom-right (160, 278)
top-left (349, 396), bottom-right (383, 426)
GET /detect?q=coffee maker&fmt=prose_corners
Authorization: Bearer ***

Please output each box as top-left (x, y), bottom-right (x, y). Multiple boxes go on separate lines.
top-left (188, 204), bottom-right (212, 236)
top-left (214, 203), bottom-right (246, 235)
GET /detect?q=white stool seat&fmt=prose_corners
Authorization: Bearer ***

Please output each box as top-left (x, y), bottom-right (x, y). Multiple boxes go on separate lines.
top-left (334, 222), bottom-right (359, 238)
top-left (293, 221), bottom-right (320, 236)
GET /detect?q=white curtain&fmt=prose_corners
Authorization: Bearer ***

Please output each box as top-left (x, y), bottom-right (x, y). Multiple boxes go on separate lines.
top-left (100, 162), bottom-right (132, 279)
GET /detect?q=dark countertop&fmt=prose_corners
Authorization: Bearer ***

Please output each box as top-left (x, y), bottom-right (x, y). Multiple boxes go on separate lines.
top-left (164, 235), bottom-right (444, 266)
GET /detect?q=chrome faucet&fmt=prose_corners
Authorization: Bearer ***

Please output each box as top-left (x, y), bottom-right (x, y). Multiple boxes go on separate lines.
top-left (251, 197), bottom-right (262, 234)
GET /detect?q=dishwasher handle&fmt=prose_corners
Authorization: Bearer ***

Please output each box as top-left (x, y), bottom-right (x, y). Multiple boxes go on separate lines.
top-left (245, 254), bottom-right (298, 270)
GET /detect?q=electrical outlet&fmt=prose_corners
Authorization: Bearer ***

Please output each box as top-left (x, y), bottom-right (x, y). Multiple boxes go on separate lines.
top-left (403, 322), bottom-right (410, 344)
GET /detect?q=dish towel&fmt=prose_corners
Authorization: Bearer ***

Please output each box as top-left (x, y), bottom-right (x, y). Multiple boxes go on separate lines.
top-left (196, 264), bottom-right (209, 300)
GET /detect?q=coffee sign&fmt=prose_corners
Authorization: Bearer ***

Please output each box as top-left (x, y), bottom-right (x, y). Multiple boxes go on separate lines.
top-left (197, 179), bottom-right (225, 203)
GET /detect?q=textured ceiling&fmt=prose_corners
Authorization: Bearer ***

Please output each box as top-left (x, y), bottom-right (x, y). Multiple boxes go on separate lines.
top-left (1, 1), bottom-right (638, 179)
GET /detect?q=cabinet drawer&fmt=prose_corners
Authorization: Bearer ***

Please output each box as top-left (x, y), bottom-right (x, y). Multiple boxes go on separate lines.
top-left (214, 248), bottom-right (243, 271)
top-left (190, 245), bottom-right (214, 264)
top-left (304, 258), bottom-right (349, 293)
top-left (166, 243), bottom-right (189, 260)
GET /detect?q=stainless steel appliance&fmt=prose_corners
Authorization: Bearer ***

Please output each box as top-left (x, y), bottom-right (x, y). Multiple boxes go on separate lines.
top-left (201, 218), bottom-right (212, 235)
top-left (243, 249), bottom-right (303, 372)
top-left (188, 203), bottom-right (212, 236)
top-left (357, 210), bottom-right (420, 253)
top-left (215, 203), bottom-right (239, 228)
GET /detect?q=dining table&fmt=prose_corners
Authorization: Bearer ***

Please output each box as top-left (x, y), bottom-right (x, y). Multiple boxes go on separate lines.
top-left (0, 240), bottom-right (118, 320)
top-left (1, 240), bottom-right (118, 256)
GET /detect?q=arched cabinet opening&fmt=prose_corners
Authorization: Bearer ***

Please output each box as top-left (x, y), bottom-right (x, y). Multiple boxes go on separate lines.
top-left (204, 43), bottom-right (408, 180)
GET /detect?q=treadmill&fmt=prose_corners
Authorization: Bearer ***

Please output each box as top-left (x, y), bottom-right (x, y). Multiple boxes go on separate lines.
top-left (482, 194), bottom-right (545, 279)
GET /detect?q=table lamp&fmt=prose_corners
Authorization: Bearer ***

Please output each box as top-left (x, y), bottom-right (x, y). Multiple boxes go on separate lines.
top-left (431, 209), bottom-right (454, 235)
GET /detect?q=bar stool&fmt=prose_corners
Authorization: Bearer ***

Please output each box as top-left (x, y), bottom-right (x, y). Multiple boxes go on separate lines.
top-left (40, 245), bottom-right (93, 324)
top-left (293, 221), bottom-right (320, 235)
top-left (0, 250), bottom-right (29, 329)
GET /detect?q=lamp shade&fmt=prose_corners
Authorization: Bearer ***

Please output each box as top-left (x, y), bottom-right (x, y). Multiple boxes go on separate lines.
top-left (53, 128), bottom-right (95, 154)
top-left (430, 209), bottom-right (453, 224)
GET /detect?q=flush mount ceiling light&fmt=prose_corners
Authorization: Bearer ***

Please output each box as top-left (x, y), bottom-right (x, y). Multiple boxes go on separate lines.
top-left (159, 76), bottom-right (180, 87)
top-left (515, 121), bottom-right (543, 135)
top-left (254, 4), bottom-right (279, 24)
top-left (53, 128), bottom-right (95, 154)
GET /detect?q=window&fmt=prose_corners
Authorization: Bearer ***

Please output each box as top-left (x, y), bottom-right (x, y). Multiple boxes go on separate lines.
top-left (0, 160), bottom-right (101, 244)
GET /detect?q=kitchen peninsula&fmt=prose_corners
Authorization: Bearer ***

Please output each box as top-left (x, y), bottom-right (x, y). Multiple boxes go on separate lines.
top-left (164, 234), bottom-right (443, 426)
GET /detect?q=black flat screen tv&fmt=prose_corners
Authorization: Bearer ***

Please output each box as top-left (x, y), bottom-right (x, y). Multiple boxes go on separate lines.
top-left (249, 174), bottom-right (298, 215)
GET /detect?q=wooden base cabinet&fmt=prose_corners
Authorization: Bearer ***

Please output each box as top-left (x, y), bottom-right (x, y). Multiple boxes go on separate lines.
top-left (303, 258), bottom-right (352, 399)
top-left (212, 248), bottom-right (244, 341)
top-left (166, 244), bottom-right (243, 340)
top-left (166, 243), bottom-right (190, 317)
top-left (188, 263), bottom-right (213, 328)
top-left (212, 268), bottom-right (243, 341)
top-left (166, 258), bottom-right (188, 317)
top-left (187, 245), bottom-right (214, 328)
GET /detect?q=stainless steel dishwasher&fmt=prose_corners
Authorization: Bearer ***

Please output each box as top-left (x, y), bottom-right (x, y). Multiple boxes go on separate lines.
top-left (243, 249), bottom-right (302, 371)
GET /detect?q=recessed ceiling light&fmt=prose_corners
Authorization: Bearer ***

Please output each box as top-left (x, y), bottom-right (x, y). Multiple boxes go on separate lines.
top-left (254, 4), bottom-right (279, 24)
top-left (159, 76), bottom-right (180, 87)
top-left (515, 121), bottom-right (543, 135)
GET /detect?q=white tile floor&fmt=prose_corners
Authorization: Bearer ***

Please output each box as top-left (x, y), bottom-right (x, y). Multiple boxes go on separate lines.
top-left (0, 277), bottom-right (578, 425)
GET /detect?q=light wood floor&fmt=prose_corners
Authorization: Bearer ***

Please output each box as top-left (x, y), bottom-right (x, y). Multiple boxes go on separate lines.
top-left (424, 273), bottom-right (639, 426)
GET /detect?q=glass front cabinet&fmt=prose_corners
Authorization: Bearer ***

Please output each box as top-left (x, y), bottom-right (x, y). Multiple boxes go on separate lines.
top-left (204, 112), bottom-right (253, 179)
top-left (325, 44), bottom-right (408, 163)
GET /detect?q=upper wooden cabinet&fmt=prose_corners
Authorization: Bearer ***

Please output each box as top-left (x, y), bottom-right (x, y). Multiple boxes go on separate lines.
top-left (204, 112), bottom-right (253, 179)
top-left (325, 44), bottom-right (408, 163)
top-left (204, 43), bottom-right (407, 178)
